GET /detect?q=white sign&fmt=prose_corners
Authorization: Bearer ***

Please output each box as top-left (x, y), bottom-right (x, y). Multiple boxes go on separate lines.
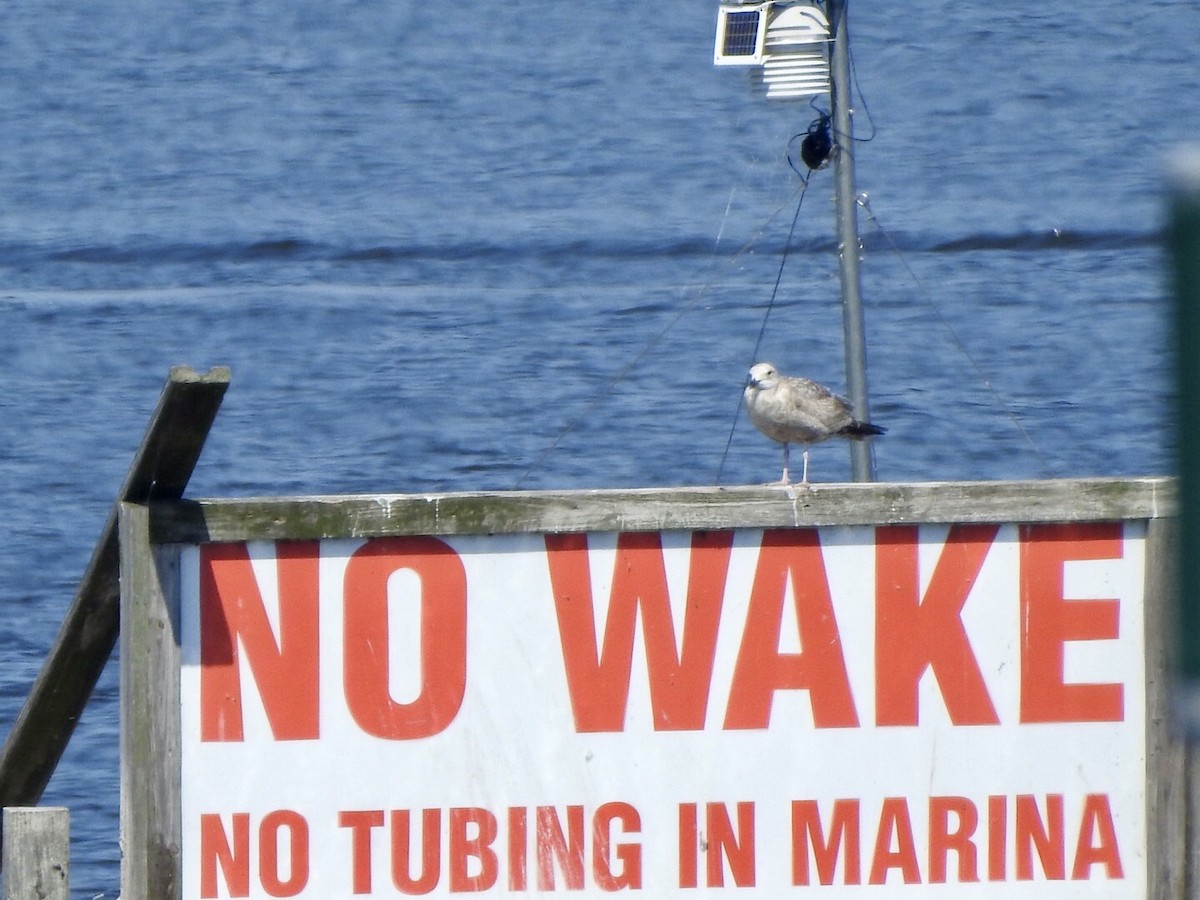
top-left (179, 521), bottom-right (1146, 898)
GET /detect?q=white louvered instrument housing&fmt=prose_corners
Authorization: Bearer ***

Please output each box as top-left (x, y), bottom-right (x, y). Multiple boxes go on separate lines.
top-left (714, 2), bottom-right (830, 101)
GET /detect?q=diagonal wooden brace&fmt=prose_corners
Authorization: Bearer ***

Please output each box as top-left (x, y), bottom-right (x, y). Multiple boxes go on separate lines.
top-left (0, 366), bottom-right (230, 813)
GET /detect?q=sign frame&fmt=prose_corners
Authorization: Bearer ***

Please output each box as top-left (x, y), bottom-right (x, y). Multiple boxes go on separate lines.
top-left (117, 476), bottom-right (1179, 899)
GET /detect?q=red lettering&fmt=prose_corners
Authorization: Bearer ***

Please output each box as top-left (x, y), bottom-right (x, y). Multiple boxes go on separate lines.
top-left (678, 803), bottom-right (698, 888)
top-left (988, 795), bottom-right (1007, 881)
top-left (259, 810), bottom-right (309, 897)
top-left (449, 807), bottom-right (498, 892)
top-left (200, 812), bottom-right (249, 898)
top-left (392, 809), bottom-right (441, 894)
top-left (1072, 794), bottom-right (1124, 880)
top-left (784, 794), bottom-right (1121, 888)
top-left (706, 802), bottom-right (756, 887)
top-left (1020, 523), bottom-right (1124, 723)
top-left (536, 806), bottom-right (585, 891)
top-left (200, 542), bottom-right (319, 741)
top-left (876, 525), bottom-right (1000, 725)
top-left (507, 807), bottom-right (528, 892)
top-left (343, 537), bottom-right (467, 740)
top-left (725, 530), bottom-right (858, 729)
top-left (545, 531), bottom-right (733, 732)
top-left (928, 796), bottom-right (979, 883)
top-left (1015, 794), bottom-right (1065, 880)
top-left (593, 802), bottom-right (642, 891)
top-left (791, 799), bottom-right (861, 886)
top-left (328, 806), bottom-right (650, 895)
top-left (339, 810), bottom-right (384, 894)
top-left (869, 797), bottom-right (920, 884)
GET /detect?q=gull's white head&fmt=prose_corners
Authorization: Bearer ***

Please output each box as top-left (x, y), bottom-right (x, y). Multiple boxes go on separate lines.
top-left (746, 362), bottom-right (779, 391)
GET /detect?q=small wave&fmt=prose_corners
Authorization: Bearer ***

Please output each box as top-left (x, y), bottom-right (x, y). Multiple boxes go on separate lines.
top-left (25, 240), bottom-right (315, 266)
top-left (0, 235), bottom-right (728, 269)
top-left (336, 236), bottom-right (725, 264)
top-left (45, 238), bottom-right (328, 265)
top-left (0, 227), bottom-right (1160, 272)
top-left (920, 228), bottom-right (1158, 253)
top-left (236, 238), bottom-right (314, 260)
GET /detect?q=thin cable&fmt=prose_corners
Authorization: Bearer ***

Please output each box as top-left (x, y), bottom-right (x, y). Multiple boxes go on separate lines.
top-left (843, 0), bottom-right (877, 144)
top-left (715, 185), bottom-right (737, 248)
top-left (715, 179), bottom-right (810, 483)
top-left (512, 187), bottom-right (806, 489)
top-left (857, 192), bottom-right (1050, 469)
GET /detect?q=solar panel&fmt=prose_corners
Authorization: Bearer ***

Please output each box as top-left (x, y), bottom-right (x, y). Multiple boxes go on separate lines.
top-left (721, 10), bottom-right (762, 57)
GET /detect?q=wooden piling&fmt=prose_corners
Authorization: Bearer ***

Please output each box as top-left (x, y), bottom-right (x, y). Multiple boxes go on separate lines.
top-left (2, 807), bottom-right (68, 900)
top-left (118, 503), bottom-right (180, 900)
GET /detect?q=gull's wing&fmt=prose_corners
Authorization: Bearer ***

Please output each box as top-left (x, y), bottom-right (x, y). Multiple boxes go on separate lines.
top-left (775, 375), bottom-right (856, 431)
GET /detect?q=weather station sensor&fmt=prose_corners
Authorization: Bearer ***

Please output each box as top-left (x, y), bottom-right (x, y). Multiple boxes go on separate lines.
top-left (714, 2), bottom-right (830, 100)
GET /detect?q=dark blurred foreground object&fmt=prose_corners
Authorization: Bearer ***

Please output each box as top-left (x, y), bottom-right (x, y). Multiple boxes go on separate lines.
top-left (1170, 148), bottom-right (1200, 738)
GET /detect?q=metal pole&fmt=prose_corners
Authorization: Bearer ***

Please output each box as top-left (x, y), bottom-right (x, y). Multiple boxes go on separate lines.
top-left (826, 0), bottom-right (875, 481)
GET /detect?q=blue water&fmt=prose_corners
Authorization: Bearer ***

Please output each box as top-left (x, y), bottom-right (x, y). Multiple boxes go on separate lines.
top-left (1, 0), bottom-right (1197, 894)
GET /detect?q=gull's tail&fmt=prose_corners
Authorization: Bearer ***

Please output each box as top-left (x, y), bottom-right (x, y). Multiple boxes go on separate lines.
top-left (840, 419), bottom-right (886, 439)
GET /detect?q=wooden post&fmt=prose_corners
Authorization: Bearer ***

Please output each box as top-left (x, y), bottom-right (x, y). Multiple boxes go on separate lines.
top-left (0, 366), bottom-right (229, 821)
top-left (2, 807), bottom-right (68, 900)
top-left (1145, 516), bottom-right (1188, 899)
top-left (119, 503), bottom-right (181, 900)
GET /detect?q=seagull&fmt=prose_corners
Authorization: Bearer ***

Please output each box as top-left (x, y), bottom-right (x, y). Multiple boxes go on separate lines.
top-left (743, 361), bottom-right (885, 485)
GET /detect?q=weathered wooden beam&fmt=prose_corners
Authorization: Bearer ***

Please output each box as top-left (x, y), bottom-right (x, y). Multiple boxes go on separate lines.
top-left (2, 807), bottom-right (68, 900)
top-left (0, 366), bottom-right (230, 813)
top-left (1144, 517), bottom-right (1188, 900)
top-left (147, 475), bottom-right (1176, 544)
top-left (118, 503), bottom-right (181, 900)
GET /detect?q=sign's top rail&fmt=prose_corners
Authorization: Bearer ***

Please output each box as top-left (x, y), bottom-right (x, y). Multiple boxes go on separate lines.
top-left (146, 476), bottom-right (1175, 544)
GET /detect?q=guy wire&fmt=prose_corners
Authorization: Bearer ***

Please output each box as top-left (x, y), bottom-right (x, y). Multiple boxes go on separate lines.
top-left (512, 185), bottom-right (807, 489)
top-left (856, 193), bottom-right (1050, 470)
top-left (715, 179), bottom-right (810, 483)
